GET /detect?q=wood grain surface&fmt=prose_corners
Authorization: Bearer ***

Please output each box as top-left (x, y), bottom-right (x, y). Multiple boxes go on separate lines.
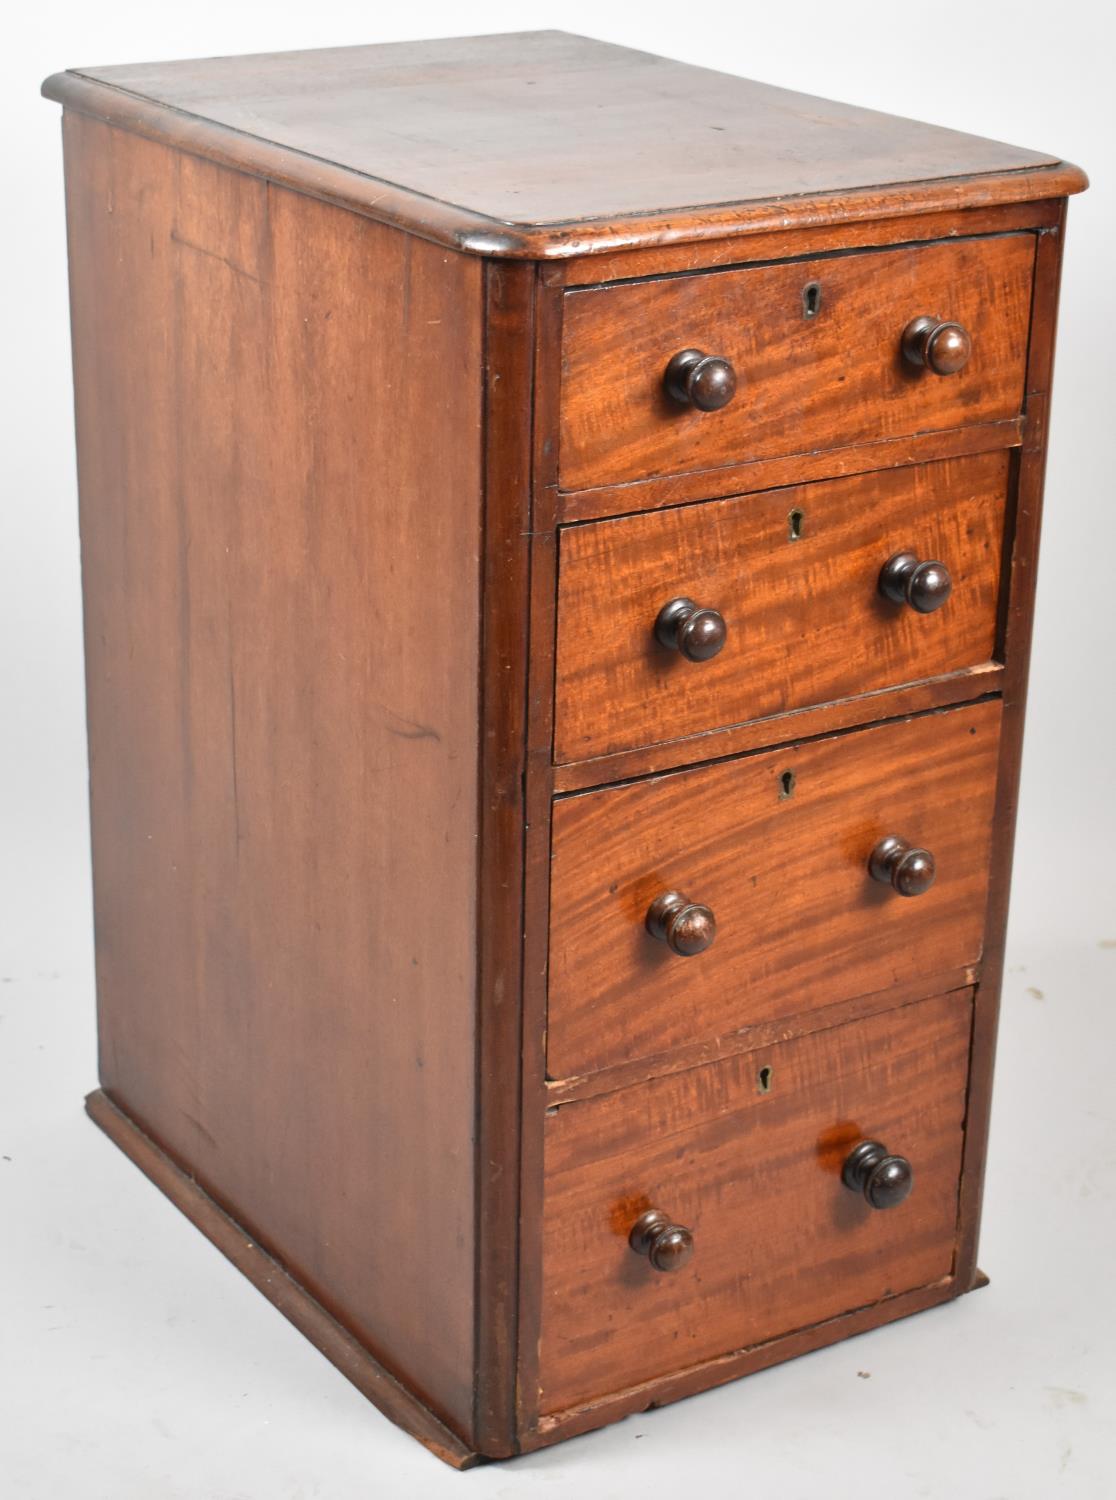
top-left (552, 661), bottom-right (1003, 794)
top-left (64, 115), bottom-right (484, 1437)
top-left (538, 989), bottom-right (973, 1414)
top-left (60, 33), bottom-right (1059, 224)
top-left (472, 260), bottom-right (537, 1455)
top-left (548, 198), bottom-right (1063, 287)
top-left (545, 964), bottom-right (980, 1107)
top-left (555, 450), bottom-right (1009, 762)
top-left (555, 415), bottom-right (1024, 525)
top-left (529, 1275), bottom-right (967, 1447)
top-left (955, 213), bottom-right (1073, 1290)
top-left (43, 33), bottom-right (1086, 259)
top-left (560, 234), bottom-right (1035, 489)
top-left (548, 700), bottom-right (1000, 1079)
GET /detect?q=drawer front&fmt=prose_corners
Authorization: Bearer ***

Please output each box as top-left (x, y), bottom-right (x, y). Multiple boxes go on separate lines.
top-left (555, 450), bottom-right (1007, 763)
top-left (539, 989), bottom-right (972, 1415)
top-left (548, 699), bottom-right (998, 1079)
top-left (559, 234), bottom-right (1034, 491)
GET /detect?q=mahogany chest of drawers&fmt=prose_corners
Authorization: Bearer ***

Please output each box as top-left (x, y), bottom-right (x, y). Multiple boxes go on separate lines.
top-left (44, 32), bottom-right (1086, 1467)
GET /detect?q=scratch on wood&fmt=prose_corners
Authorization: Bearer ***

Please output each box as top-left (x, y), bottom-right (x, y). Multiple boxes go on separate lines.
top-left (170, 227), bottom-right (261, 285)
top-left (375, 700), bottom-right (441, 741)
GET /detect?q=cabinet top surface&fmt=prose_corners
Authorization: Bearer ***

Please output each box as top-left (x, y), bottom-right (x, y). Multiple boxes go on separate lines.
top-left (44, 30), bottom-right (1085, 258)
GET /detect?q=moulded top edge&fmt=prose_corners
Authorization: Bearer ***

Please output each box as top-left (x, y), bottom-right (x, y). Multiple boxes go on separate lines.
top-left (42, 33), bottom-right (1088, 260)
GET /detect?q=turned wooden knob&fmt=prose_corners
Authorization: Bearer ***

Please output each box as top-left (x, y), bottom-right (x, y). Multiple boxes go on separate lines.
top-left (842, 1140), bottom-right (914, 1209)
top-left (879, 551), bottom-right (953, 614)
top-left (629, 1208), bottom-right (695, 1271)
top-left (869, 835), bottom-right (937, 897)
top-left (664, 348), bottom-right (738, 411)
top-left (654, 596), bottom-right (728, 661)
top-left (901, 315), bottom-right (972, 375)
top-left (646, 891), bottom-right (716, 956)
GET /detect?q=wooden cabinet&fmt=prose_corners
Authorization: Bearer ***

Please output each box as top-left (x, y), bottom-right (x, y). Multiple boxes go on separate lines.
top-left (43, 30), bottom-right (1086, 1468)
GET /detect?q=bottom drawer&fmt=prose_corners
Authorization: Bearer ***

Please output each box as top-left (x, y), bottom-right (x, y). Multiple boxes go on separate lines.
top-left (538, 989), bottom-right (972, 1415)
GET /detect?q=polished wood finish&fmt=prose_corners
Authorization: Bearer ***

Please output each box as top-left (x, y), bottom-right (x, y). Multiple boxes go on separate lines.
top-left (556, 413), bottom-right (1024, 524)
top-left (546, 969), bottom-right (981, 1107)
top-left (550, 196), bottom-right (1065, 286)
top-left (954, 214), bottom-right (1072, 1292)
top-left (549, 701), bottom-right (999, 1079)
top-left (61, 113), bottom-right (489, 1446)
top-left (473, 259), bottom-right (537, 1454)
top-left (42, 34), bottom-right (1085, 260)
top-left (560, 235), bottom-right (1033, 489)
top-left (530, 1272), bottom-right (969, 1447)
top-left (46, 30), bottom-right (1084, 1466)
top-left (555, 452), bottom-right (1008, 762)
top-left (538, 990), bottom-right (972, 1414)
top-left (553, 663), bottom-right (1005, 794)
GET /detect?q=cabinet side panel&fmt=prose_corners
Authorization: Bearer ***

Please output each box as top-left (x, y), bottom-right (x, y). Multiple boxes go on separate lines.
top-left (954, 206), bottom-right (1070, 1286)
top-left (62, 114), bottom-right (483, 1436)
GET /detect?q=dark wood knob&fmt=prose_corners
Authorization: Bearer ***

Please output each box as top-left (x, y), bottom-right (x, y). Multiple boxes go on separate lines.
top-left (629, 1208), bottom-right (695, 1271)
top-left (664, 348), bottom-right (738, 411)
top-left (878, 552), bottom-right (953, 614)
top-left (646, 891), bottom-right (716, 956)
top-left (842, 1140), bottom-right (914, 1209)
top-left (901, 315), bottom-right (972, 376)
top-left (869, 835), bottom-right (936, 897)
top-left (654, 596), bottom-right (728, 661)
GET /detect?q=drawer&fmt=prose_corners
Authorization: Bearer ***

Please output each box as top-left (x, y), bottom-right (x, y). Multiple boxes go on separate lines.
top-left (555, 450), bottom-right (1008, 763)
top-left (539, 988), bottom-right (972, 1415)
top-left (559, 234), bottom-right (1034, 491)
top-left (548, 699), bottom-right (998, 1079)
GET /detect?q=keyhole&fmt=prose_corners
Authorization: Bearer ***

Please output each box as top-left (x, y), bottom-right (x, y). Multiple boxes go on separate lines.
top-left (788, 507), bottom-right (805, 541)
top-left (779, 770), bottom-right (796, 800)
top-left (802, 281), bottom-right (822, 319)
top-left (757, 1065), bottom-right (774, 1094)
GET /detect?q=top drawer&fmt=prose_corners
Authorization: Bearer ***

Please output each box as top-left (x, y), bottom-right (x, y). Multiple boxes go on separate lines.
top-left (559, 234), bottom-right (1035, 491)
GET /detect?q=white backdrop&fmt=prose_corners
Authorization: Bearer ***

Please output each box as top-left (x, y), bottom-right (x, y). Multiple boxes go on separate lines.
top-left (2, 4), bottom-right (1113, 1497)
